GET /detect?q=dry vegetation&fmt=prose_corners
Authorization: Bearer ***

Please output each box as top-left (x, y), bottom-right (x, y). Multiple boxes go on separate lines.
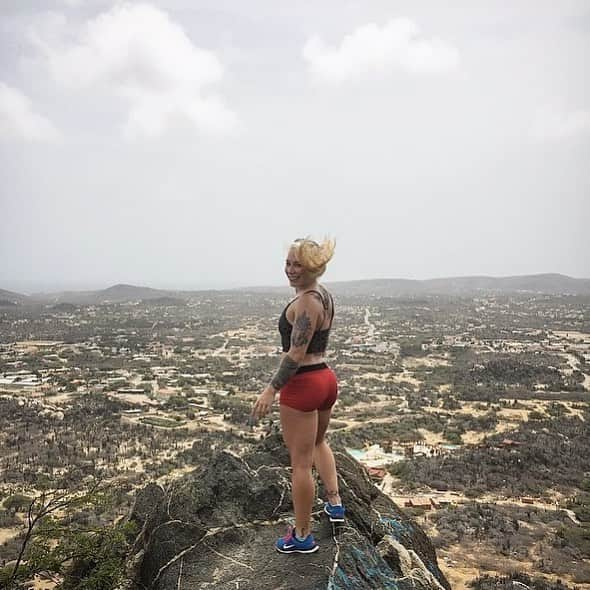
top-left (0, 291), bottom-right (589, 588)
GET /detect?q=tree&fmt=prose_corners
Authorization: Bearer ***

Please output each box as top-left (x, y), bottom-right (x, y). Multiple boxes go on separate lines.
top-left (5, 488), bottom-right (81, 588)
top-left (2, 481), bottom-right (135, 590)
top-left (3, 494), bottom-right (33, 514)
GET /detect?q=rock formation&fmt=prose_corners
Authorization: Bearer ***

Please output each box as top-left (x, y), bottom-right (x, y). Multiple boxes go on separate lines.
top-left (120, 434), bottom-right (450, 590)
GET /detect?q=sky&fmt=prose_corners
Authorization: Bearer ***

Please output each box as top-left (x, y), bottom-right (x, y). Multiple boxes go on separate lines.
top-left (1, 0), bottom-right (589, 293)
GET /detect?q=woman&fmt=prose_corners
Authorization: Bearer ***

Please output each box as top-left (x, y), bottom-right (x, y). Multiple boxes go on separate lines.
top-left (252, 237), bottom-right (345, 554)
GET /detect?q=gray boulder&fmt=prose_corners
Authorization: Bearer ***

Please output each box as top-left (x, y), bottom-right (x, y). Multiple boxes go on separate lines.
top-left (122, 434), bottom-right (450, 590)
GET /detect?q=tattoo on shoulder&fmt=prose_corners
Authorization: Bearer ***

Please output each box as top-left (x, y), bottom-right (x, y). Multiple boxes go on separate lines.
top-left (292, 310), bottom-right (312, 347)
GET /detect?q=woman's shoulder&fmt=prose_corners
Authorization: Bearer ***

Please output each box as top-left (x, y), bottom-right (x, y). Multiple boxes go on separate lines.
top-left (317, 283), bottom-right (334, 303)
top-left (308, 284), bottom-right (333, 311)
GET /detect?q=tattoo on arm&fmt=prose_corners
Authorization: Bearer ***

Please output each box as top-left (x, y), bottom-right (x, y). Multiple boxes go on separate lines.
top-left (270, 355), bottom-right (300, 390)
top-left (270, 305), bottom-right (316, 390)
top-left (292, 310), bottom-right (313, 347)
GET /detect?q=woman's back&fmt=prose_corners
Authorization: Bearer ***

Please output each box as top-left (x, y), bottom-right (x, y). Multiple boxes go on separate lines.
top-left (278, 284), bottom-right (334, 355)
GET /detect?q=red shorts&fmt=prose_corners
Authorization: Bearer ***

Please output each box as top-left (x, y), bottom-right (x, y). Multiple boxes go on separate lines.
top-left (279, 363), bottom-right (338, 413)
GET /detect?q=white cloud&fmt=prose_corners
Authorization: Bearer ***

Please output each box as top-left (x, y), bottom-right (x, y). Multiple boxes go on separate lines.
top-left (34, 2), bottom-right (237, 138)
top-left (0, 83), bottom-right (60, 142)
top-left (303, 18), bottom-right (459, 83)
top-left (532, 106), bottom-right (590, 140)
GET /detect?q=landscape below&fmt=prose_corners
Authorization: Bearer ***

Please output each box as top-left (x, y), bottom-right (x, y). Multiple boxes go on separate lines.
top-left (0, 278), bottom-right (588, 589)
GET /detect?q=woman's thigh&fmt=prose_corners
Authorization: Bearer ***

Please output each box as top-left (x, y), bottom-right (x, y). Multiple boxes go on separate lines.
top-left (280, 404), bottom-right (318, 468)
top-left (315, 407), bottom-right (332, 446)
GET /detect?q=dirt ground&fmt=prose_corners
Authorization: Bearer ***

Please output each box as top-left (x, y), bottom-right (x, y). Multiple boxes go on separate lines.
top-left (418, 428), bottom-right (446, 446)
top-left (29, 575), bottom-right (57, 590)
top-left (435, 540), bottom-right (590, 590)
top-left (388, 372), bottom-right (423, 388)
top-left (461, 421), bottom-right (519, 445)
top-left (403, 356), bottom-right (451, 369)
top-left (0, 525), bottom-right (19, 545)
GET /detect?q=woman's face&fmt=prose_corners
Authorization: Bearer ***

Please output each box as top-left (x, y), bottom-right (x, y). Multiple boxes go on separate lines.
top-left (285, 248), bottom-right (310, 286)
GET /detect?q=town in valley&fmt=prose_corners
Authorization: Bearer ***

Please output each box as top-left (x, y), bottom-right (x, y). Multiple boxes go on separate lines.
top-left (0, 283), bottom-right (589, 589)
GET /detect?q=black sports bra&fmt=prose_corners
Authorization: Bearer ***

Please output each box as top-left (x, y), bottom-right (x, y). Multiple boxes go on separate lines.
top-left (278, 286), bottom-right (334, 353)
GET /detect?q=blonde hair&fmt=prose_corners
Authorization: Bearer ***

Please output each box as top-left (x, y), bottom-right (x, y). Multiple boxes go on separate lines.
top-left (290, 236), bottom-right (336, 278)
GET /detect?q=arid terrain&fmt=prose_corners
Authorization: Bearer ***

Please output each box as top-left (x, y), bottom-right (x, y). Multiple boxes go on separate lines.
top-left (0, 288), bottom-right (588, 588)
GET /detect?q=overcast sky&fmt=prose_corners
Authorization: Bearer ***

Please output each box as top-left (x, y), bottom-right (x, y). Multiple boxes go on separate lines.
top-left (1, 0), bottom-right (589, 293)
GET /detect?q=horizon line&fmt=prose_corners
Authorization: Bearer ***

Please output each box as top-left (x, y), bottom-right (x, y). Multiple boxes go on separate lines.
top-left (2, 271), bottom-right (589, 297)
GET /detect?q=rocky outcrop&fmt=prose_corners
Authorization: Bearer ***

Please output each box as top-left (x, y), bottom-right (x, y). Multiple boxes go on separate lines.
top-left (121, 434), bottom-right (450, 590)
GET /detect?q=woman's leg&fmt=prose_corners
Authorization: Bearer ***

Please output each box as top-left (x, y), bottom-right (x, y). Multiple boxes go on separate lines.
top-left (313, 407), bottom-right (341, 505)
top-left (280, 403), bottom-right (318, 537)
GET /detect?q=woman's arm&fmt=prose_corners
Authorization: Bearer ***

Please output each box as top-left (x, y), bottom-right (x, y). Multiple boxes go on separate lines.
top-left (270, 294), bottom-right (321, 389)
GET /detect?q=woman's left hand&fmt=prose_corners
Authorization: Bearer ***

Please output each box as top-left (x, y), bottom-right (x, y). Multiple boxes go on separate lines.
top-left (252, 386), bottom-right (276, 420)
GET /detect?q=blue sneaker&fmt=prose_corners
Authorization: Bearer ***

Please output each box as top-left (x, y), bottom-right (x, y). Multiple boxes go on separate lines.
top-left (275, 526), bottom-right (319, 554)
top-left (324, 502), bottom-right (345, 522)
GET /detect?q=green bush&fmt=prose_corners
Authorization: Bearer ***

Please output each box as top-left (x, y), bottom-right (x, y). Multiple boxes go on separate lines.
top-left (3, 493), bottom-right (33, 513)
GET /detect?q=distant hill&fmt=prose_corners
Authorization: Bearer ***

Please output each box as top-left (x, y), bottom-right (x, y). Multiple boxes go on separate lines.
top-left (48, 302), bottom-right (79, 312)
top-left (28, 283), bottom-right (181, 305)
top-left (0, 299), bottom-right (18, 307)
top-left (4, 273), bottom-right (589, 305)
top-left (0, 289), bottom-right (29, 305)
top-left (245, 273), bottom-right (590, 297)
top-left (327, 273), bottom-right (590, 297)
